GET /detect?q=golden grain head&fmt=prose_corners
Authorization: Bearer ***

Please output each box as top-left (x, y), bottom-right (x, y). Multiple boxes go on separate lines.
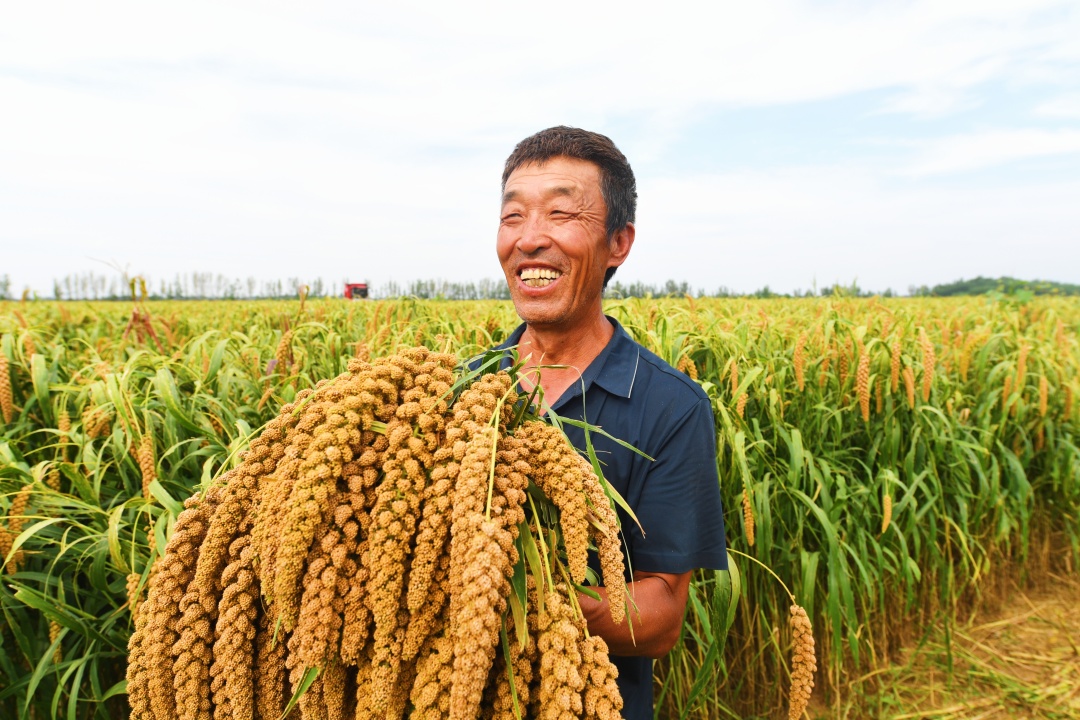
top-left (742, 488), bottom-right (755, 547)
top-left (902, 366), bottom-right (916, 409)
top-left (793, 333), bottom-right (807, 392)
top-left (0, 352), bottom-right (14, 424)
top-left (890, 339), bottom-right (901, 394)
top-left (120, 347), bottom-right (626, 720)
top-left (137, 436), bottom-right (156, 501)
top-left (856, 352), bottom-right (871, 422)
top-left (838, 338), bottom-right (852, 387)
top-left (788, 604), bottom-right (817, 720)
top-left (919, 327), bottom-right (935, 403)
top-left (1016, 343), bottom-right (1029, 389)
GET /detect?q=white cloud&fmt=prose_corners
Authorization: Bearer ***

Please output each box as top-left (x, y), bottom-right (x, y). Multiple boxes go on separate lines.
top-left (902, 128), bottom-right (1080, 176)
top-left (1, 1), bottom-right (1079, 296)
top-left (1035, 93), bottom-right (1080, 118)
top-left (3, 1), bottom-right (1076, 124)
top-left (630, 166), bottom-right (1080, 293)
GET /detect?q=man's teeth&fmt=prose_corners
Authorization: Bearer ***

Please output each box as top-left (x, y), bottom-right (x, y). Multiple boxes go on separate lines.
top-left (520, 268), bottom-right (562, 288)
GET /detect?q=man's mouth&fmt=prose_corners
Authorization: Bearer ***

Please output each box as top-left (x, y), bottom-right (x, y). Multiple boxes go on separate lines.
top-left (519, 267), bottom-right (563, 288)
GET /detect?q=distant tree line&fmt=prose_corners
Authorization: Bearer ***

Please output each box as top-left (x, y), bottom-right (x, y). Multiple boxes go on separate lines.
top-left (2, 272), bottom-right (1075, 302)
top-left (373, 278), bottom-right (511, 300)
top-left (605, 279), bottom-right (898, 299)
top-left (909, 276), bottom-right (1080, 297)
top-left (37, 272), bottom-right (339, 301)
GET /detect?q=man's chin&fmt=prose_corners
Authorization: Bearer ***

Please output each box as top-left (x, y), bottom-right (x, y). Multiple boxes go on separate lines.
top-left (512, 302), bottom-right (568, 329)
top-left (516, 311), bottom-right (565, 328)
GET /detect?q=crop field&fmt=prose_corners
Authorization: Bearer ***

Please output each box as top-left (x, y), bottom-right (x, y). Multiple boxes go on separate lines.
top-left (0, 295), bottom-right (1077, 719)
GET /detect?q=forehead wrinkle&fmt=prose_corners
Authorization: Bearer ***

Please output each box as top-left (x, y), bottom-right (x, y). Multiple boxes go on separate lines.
top-left (502, 185), bottom-right (579, 206)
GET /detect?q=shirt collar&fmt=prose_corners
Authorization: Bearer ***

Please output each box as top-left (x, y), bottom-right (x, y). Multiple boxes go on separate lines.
top-left (499, 316), bottom-right (640, 402)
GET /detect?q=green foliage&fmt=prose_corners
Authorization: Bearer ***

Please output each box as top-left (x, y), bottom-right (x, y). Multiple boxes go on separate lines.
top-left (0, 296), bottom-right (1077, 719)
top-left (922, 276), bottom-right (1080, 297)
top-left (609, 295), bottom-right (1079, 717)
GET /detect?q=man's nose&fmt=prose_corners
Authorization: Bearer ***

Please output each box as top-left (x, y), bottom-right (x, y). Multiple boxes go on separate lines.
top-left (516, 214), bottom-right (553, 254)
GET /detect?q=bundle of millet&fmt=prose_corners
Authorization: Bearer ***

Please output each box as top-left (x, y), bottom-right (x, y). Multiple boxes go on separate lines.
top-left (128, 347), bottom-right (628, 720)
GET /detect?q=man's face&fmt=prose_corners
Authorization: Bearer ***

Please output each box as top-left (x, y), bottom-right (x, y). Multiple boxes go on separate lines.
top-left (498, 157), bottom-right (625, 330)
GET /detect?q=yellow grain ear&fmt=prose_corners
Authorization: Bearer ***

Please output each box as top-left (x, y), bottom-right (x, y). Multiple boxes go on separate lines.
top-left (856, 351), bottom-right (871, 422)
top-left (788, 604), bottom-right (817, 720)
top-left (919, 327), bottom-right (936, 402)
top-left (0, 352), bottom-right (13, 424)
top-left (742, 488), bottom-right (755, 548)
top-left (881, 494), bottom-right (893, 536)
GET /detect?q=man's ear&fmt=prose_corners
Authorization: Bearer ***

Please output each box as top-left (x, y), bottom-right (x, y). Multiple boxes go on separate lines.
top-left (607, 222), bottom-right (635, 270)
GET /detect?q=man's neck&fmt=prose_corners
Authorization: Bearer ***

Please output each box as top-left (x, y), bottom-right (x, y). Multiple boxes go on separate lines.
top-left (516, 310), bottom-right (614, 405)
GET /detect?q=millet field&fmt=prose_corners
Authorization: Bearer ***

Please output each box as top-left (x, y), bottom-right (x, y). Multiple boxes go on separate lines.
top-left (0, 295), bottom-right (1077, 719)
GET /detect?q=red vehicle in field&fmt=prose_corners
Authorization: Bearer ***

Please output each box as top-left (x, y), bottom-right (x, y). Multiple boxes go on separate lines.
top-left (344, 282), bottom-right (369, 299)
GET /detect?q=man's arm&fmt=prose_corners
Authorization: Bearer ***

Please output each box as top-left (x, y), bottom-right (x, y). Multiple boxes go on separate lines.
top-left (577, 570), bottom-right (691, 658)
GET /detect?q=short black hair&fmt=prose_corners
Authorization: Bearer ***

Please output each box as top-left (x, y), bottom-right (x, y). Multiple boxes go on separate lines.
top-left (502, 126), bottom-right (636, 287)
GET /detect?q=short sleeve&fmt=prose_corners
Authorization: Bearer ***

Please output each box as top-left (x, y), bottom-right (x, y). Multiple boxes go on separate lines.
top-left (627, 396), bottom-right (728, 574)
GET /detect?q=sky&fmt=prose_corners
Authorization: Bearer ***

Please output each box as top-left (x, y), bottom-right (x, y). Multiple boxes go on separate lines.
top-left (2, 1), bottom-right (1079, 297)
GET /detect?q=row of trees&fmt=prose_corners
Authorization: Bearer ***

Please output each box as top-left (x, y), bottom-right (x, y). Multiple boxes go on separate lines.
top-left (39, 272), bottom-right (337, 301)
top-left (912, 276), bottom-right (1080, 297)
top-left (3, 272), bottom-right (1075, 302)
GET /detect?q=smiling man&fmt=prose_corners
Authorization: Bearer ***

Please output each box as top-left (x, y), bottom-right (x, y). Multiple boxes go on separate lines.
top-left (494, 126), bottom-right (728, 718)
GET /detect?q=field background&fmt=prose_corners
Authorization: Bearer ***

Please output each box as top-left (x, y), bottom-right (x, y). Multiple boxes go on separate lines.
top-left (1, 296), bottom-right (1077, 719)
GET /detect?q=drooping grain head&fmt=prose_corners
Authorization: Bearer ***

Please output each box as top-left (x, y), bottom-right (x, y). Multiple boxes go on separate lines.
top-left (742, 488), bottom-right (755, 547)
top-left (274, 329), bottom-right (294, 373)
top-left (838, 338), bottom-right (851, 387)
top-left (856, 352), bottom-right (871, 422)
top-left (126, 572), bottom-right (142, 615)
top-left (919, 327), bottom-right (935, 403)
top-left (902, 367), bottom-right (915, 409)
top-left (788, 604), bottom-right (817, 720)
top-left (677, 355), bottom-right (698, 381)
top-left (137, 437), bottom-right (156, 501)
top-left (960, 333), bottom-right (980, 382)
top-left (5, 484), bottom-right (33, 574)
top-left (793, 333), bottom-right (807, 392)
top-left (881, 493), bottom-right (892, 535)
top-left (49, 620), bottom-right (62, 664)
top-left (0, 352), bottom-right (13, 424)
top-left (1016, 343), bottom-right (1029, 391)
top-left (22, 333), bottom-right (36, 359)
top-left (890, 339), bottom-right (901, 394)
top-left (0, 527), bottom-right (12, 571)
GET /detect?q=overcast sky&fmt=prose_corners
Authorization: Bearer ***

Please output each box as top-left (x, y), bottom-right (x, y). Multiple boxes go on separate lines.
top-left (2, 1), bottom-right (1079, 297)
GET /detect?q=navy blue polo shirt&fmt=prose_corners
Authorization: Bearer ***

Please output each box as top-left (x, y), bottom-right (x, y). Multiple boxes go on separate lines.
top-left (490, 318), bottom-right (728, 720)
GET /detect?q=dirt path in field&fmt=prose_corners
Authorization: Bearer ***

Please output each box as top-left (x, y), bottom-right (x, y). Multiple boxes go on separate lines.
top-left (853, 571), bottom-right (1080, 719)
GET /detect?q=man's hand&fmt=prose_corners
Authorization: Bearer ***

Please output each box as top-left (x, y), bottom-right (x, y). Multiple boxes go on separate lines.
top-left (576, 570), bottom-right (691, 658)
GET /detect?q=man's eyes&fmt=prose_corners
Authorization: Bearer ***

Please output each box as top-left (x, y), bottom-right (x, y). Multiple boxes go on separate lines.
top-left (500, 209), bottom-right (574, 221)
